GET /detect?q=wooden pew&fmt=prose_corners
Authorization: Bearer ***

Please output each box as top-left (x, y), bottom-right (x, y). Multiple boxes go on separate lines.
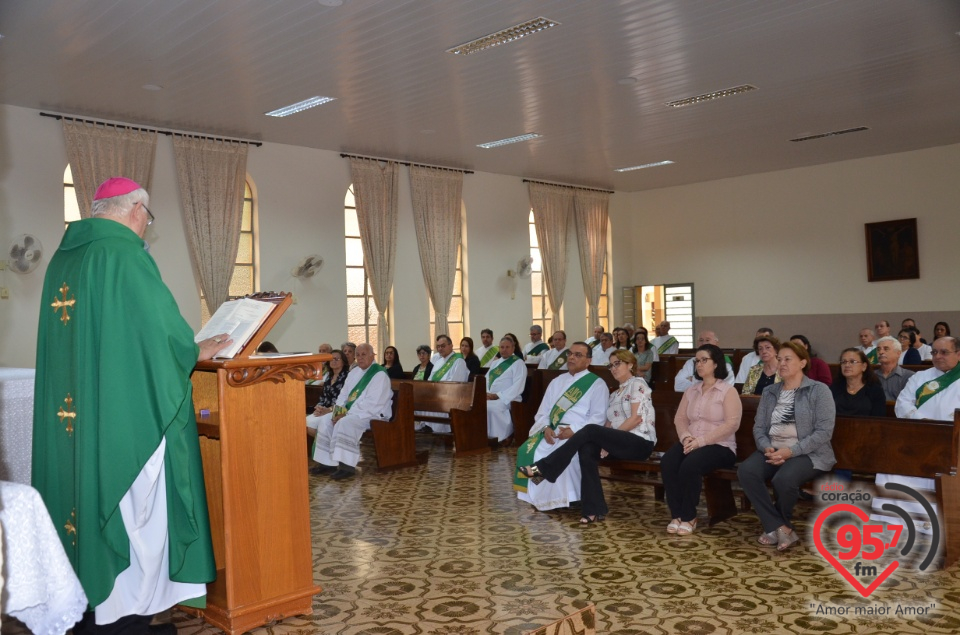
top-left (367, 383), bottom-right (429, 470)
top-left (391, 377), bottom-right (490, 456)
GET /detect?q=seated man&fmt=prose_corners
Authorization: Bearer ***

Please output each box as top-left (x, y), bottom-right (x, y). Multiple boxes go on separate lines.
top-left (875, 336), bottom-right (914, 401)
top-left (486, 337), bottom-right (527, 442)
top-left (516, 342), bottom-right (608, 511)
top-left (312, 343), bottom-right (393, 480)
top-left (538, 330), bottom-right (570, 370)
top-left (652, 320), bottom-right (679, 355)
top-left (591, 332), bottom-right (616, 365)
top-left (857, 328), bottom-right (878, 363)
top-left (476, 328), bottom-right (498, 368)
top-left (420, 334), bottom-right (469, 433)
top-left (675, 331), bottom-right (735, 392)
top-left (306, 342), bottom-right (333, 384)
top-left (523, 325), bottom-right (549, 364)
top-left (585, 324), bottom-right (604, 349)
top-left (734, 327), bottom-right (774, 383)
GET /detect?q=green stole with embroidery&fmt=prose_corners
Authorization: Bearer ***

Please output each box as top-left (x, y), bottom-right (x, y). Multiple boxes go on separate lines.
top-left (430, 353), bottom-right (463, 381)
top-left (487, 355), bottom-right (520, 388)
top-left (915, 364), bottom-right (960, 408)
top-left (547, 349), bottom-right (570, 370)
top-left (657, 336), bottom-right (678, 355)
top-left (528, 342), bottom-right (549, 357)
top-left (333, 364), bottom-right (387, 417)
top-left (480, 346), bottom-right (499, 366)
top-left (513, 372), bottom-right (601, 492)
top-left (866, 348), bottom-right (879, 364)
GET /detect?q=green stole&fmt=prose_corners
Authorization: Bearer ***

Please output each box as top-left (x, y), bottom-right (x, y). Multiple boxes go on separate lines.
top-left (915, 364), bottom-right (960, 408)
top-left (657, 336), bottom-right (678, 355)
top-left (430, 352), bottom-right (464, 381)
top-left (866, 348), bottom-right (879, 364)
top-left (480, 346), bottom-right (499, 366)
top-left (528, 342), bottom-right (549, 356)
top-left (590, 339), bottom-right (602, 350)
top-left (487, 355), bottom-right (520, 388)
top-left (334, 364), bottom-right (387, 417)
top-left (724, 354), bottom-right (733, 367)
top-left (547, 349), bottom-right (570, 370)
top-left (514, 372), bottom-right (602, 492)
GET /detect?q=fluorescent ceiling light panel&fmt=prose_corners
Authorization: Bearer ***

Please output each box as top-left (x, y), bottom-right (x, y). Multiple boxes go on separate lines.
top-left (265, 96), bottom-right (336, 117)
top-left (448, 17), bottom-right (559, 56)
top-left (666, 84), bottom-right (757, 108)
top-left (615, 161), bottom-right (674, 172)
top-left (477, 133), bottom-right (542, 149)
top-left (790, 126), bottom-right (869, 142)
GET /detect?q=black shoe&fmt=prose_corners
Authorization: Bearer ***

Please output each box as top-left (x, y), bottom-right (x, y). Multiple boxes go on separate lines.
top-left (330, 468), bottom-right (356, 480)
top-left (149, 624), bottom-right (178, 635)
top-left (309, 464), bottom-right (337, 475)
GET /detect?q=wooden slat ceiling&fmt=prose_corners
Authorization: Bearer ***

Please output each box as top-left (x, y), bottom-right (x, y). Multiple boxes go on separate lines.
top-left (2, 0), bottom-right (959, 192)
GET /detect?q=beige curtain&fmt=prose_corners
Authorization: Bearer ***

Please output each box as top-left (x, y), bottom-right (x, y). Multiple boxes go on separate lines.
top-left (410, 166), bottom-right (463, 336)
top-left (349, 158), bottom-right (399, 348)
top-left (529, 182), bottom-right (574, 332)
top-left (574, 190), bottom-right (610, 327)
top-left (173, 136), bottom-right (248, 315)
top-left (62, 121), bottom-right (157, 217)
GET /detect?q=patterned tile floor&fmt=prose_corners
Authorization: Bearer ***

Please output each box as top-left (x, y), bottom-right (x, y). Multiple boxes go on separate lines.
top-left (9, 438), bottom-right (958, 634)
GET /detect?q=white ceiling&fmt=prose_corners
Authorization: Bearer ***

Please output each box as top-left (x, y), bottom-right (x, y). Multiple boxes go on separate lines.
top-left (2, 0), bottom-right (959, 192)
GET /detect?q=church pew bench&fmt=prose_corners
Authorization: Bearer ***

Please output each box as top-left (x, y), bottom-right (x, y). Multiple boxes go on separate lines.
top-left (368, 382), bottom-right (428, 470)
top-left (390, 377), bottom-right (490, 456)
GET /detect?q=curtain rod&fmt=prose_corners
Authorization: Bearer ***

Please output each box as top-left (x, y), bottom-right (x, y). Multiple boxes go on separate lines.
top-left (340, 152), bottom-right (473, 174)
top-left (40, 112), bottom-right (263, 147)
top-left (523, 178), bottom-right (613, 194)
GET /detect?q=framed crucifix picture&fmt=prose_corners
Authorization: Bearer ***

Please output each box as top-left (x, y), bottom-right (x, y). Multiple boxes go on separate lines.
top-left (864, 218), bottom-right (919, 282)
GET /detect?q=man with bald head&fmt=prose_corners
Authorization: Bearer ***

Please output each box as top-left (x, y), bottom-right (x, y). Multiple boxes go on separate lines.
top-left (675, 331), bottom-right (735, 392)
top-left (311, 343), bottom-right (393, 480)
top-left (652, 320), bottom-right (679, 355)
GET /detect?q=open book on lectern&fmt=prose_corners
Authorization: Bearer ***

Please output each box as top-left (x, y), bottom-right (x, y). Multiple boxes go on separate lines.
top-left (194, 296), bottom-right (277, 359)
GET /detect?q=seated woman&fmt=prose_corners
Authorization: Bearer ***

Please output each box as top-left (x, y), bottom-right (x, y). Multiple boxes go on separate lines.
top-left (306, 349), bottom-right (348, 432)
top-left (897, 329), bottom-right (923, 365)
top-left (631, 328), bottom-right (658, 384)
top-left (789, 334), bottom-right (832, 385)
top-left (518, 350), bottom-right (656, 523)
top-left (831, 348), bottom-right (886, 417)
top-left (504, 332), bottom-right (524, 361)
top-left (613, 327), bottom-right (631, 350)
top-left (383, 345), bottom-right (405, 379)
top-left (662, 344), bottom-right (742, 535)
top-left (737, 341), bottom-right (836, 551)
top-left (741, 336), bottom-right (781, 396)
top-left (934, 321), bottom-right (951, 339)
top-left (412, 345), bottom-right (434, 380)
top-left (460, 336), bottom-right (483, 379)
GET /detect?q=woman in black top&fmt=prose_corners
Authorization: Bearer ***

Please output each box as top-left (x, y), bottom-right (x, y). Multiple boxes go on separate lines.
top-left (460, 337), bottom-right (482, 379)
top-left (383, 345), bottom-right (405, 379)
top-left (831, 348), bottom-right (886, 416)
top-left (313, 350), bottom-right (349, 413)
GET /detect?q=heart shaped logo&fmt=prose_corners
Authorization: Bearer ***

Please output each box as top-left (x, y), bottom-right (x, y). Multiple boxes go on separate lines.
top-left (813, 503), bottom-right (899, 598)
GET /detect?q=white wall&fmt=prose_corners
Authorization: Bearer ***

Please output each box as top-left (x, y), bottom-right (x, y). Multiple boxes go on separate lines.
top-left (0, 104), bottom-right (595, 368)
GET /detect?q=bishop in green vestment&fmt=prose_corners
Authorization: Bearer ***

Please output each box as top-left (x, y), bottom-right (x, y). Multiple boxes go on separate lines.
top-left (32, 177), bottom-right (232, 630)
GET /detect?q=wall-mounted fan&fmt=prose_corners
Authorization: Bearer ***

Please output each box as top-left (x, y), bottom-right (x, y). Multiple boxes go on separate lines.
top-left (9, 234), bottom-right (43, 273)
top-left (291, 254), bottom-right (324, 278)
top-left (506, 256), bottom-right (535, 299)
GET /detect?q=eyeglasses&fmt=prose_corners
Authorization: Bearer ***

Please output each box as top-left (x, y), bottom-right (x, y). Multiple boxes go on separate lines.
top-left (568, 352), bottom-right (587, 358)
top-left (609, 360), bottom-right (627, 369)
top-left (839, 360), bottom-right (863, 366)
top-left (694, 357), bottom-right (712, 364)
top-left (932, 348), bottom-right (958, 356)
top-left (140, 203), bottom-right (155, 226)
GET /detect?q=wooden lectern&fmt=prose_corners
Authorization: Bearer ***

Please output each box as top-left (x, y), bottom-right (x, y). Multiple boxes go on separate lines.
top-left (180, 293), bottom-right (328, 634)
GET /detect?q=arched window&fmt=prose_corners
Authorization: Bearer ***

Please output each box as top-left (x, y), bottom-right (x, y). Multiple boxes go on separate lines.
top-left (529, 210), bottom-right (552, 333)
top-left (344, 185), bottom-right (379, 351)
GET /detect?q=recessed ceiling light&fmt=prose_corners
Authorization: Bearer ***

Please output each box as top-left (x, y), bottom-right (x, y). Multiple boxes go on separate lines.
top-left (666, 84), bottom-right (757, 108)
top-left (615, 161), bottom-right (674, 172)
top-left (142, 84), bottom-right (163, 91)
top-left (790, 126), bottom-right (869, 142)
top-left (477, 133), bottom-right (542, 149)
top-left (265, 96), bottom-right (336, 117)
top-left (447, 17), bottom-right (559, 56)
top-left (617, 77), bottom-right (638, 85)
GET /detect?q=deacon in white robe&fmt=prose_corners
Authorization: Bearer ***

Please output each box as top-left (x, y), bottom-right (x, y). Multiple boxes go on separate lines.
top-left (313, 344), bottom-right (393, 479)
top-left (538, 331), bottom-right (569, 370)
top-left (486, 338), bottom-right (527, 441)
top-left (518, 344), bottom-right (608, 511)
top-left (523, 325), bottom-right (549, 365)
top-left (651, 321), bottom-right (679, 355)
top-left (476, 329), bottom-right (499, 368)
top-left (419, 335), bottom-right (470, 433)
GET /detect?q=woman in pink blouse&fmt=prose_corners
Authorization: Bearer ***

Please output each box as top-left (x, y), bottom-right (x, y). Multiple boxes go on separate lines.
top-left (661, 344), bottom-right (742, 535)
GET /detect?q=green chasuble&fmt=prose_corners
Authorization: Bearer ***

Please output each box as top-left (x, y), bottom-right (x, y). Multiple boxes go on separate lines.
top-left (32, 218), bottom-right (215, 608)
